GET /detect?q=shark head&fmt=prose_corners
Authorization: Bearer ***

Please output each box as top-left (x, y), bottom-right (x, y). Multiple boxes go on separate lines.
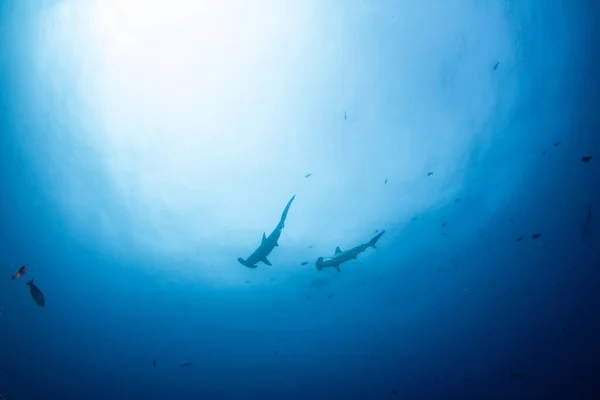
top-left (237, 258), bottom-right (257, 269)
top-left (315, 257), bottom-right (324, 271)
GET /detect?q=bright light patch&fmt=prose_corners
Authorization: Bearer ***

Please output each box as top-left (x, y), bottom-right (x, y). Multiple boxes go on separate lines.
top-left (29, 0), bottom-right (516, 281)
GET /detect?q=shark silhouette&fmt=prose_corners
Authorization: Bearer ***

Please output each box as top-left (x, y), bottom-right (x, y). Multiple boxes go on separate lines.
top-left (316, 231), bottom-right (385, 272)
top-left (237, 195), bottom-right (296, 268)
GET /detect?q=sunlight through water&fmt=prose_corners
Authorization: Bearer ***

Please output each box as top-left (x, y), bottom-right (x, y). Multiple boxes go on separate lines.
top-left (28, 0), bottom-right (518, 282)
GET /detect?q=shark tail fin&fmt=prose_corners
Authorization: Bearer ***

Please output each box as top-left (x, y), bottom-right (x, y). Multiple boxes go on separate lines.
top-left (369, 230), bottom-right (385, 249)
top-left (316, 257), bottom-right (324, 271)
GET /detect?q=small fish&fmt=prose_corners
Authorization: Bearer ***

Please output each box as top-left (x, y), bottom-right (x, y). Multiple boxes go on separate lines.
top-left (541, 150), bottom-right (547, 156)
top-left (179, 362), bottom-right (193, 368)
top-left (427, 172), bottom-right (433, 176)
top-left (509, 372), bottom-right (522, 379)
top-left (26, 280), bottom-right (45, 308)
top-left (384, 178), bottom-right (388, 184)
top-left (244, 280), bottom-right (250, 284)
top-left (343, 110), bottom-right (347, 120)
top-left (375, 229), bottom-right (379, 233)
top-left (493, 61), bottom-right (499, 70)
top-left (553, 141), bottom-right (561, 147)
top-left (301, 261), bottom-right (308, 266)
top-left (582, 156), bottom-right (592, 162)
top-left (12, 265), bottom-right (26, 280)
top-left (531, 233), bottom-right (542, 239)
top-left (454, 198), bottom-right (461, 203)
top-left (442, 222), bottom-right (447, 228)
top-left (305, 173), bottom-right (312, 178)
top-left (411, 216), bottom-right (418, 221)
top-left (308, 245), bottom-right (314, 248)
top-left (152, 359), bottom-right (157, 369)
top-left (516, 236), bottom-right (524, 242)
top-left (391, 389), bottom-right (398, 396)
top-left (327, 294), bottom-right (335, 299)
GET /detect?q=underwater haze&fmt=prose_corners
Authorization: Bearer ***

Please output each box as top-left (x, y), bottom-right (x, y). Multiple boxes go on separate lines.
top-left (1, 0), bottom-right (599, 399)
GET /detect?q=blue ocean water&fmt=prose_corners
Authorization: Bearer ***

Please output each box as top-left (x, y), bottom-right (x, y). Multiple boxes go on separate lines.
top-left (1, 1), bottom-right (599, 399)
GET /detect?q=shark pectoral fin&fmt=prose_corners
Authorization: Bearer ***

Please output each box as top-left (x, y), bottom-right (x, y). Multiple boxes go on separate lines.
top-left (262, 233), bottom-right (267, 244)
top-left (274, 241), bottom-right (279, 247)
top-left (335, 246), bottom-right (342, 254)
top-left (263, 257), bottom-right (272, 266)
top-left (334, 265), bottom-right (341, 273)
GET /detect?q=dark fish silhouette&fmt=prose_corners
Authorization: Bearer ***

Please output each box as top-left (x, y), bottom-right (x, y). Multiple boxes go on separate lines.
top-left (301, 261), bottom-right (308, 266)
top-left (305, 173), bottom-right (312, 178)
top-left (582, 156), bottom-right (592, 162)
top-left (344, 110), bottom-right (347, 120)
top-left (308, 245), bottom-right (314, 248)
top-left (454, 198), bottom-right (461, 203)
top-left (12, 265), bottom-right (26, 280)
top-left (384, 178), bottom-right (388, 184)
top-left (493, 61), bottom-right (499, 70)
top-left (516, 236), bottom-right (524, 242)
top-left (427, 172), bottom-right (433, 176)
top-left (26, 280), bottom-right (45, 308)
top-left (531, 233), bottom-right (542, 239)
top-left (152, 359), bottom-right (157, 368)
top-left (392, 389), bottom-right (399, 396)
top-left (237, 195), bottom-right (295, 268)
top-left (327, 293), bottom-right (335, 299)
top-left (316, 231), bottom-right (385, 273)
top-left (553, 141), bottom-right (561, 147)
top-left (180, 362), bottom-right (193, 368)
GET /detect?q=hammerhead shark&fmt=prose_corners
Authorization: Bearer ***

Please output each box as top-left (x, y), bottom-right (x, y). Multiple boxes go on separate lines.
top-left (237, 195), bottom-right (296, 268)
top-left (316, 230), bottom-right (385, 272)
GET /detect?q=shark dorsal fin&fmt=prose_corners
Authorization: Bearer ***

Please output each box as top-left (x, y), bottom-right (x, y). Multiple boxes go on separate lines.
top-left (262, 233), bottom-right (267, 244)
top-left (335, 246), bottom-right (342, 254)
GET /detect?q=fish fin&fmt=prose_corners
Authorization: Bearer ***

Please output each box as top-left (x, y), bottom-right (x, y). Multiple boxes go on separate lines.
top-left (26, 279), bottom-right (33, 286)
top-left (274, 241), bottom-right (279, 247)
top-left (369, 230), bottom-right (385, 248)
top-left (261, 233), bottom-right (267, 244)
top-left (333, 265), bottom-right (341, 273)
top-left (335, 246), bottom-right (342, 254)
top-left (263, 257), bottom-right (272, 266)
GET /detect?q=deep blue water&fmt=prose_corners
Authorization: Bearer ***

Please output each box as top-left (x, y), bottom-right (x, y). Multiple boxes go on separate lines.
top-left (1, 1), bottom-right (599, 399)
